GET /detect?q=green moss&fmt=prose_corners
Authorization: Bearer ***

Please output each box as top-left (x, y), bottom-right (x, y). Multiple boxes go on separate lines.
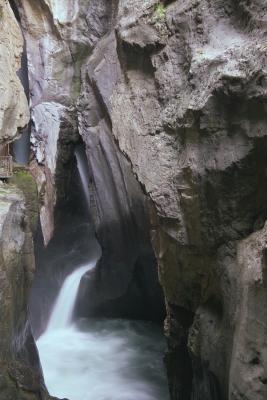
top-left (10, 168), bottom-right (38, 233)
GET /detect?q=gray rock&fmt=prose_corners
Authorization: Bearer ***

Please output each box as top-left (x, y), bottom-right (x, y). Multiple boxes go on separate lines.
top-left (0, 184), bottom-right (49, 399)
top-left (109, 1), bottom-right (267, 399)
top-left (0, 0), bottom-right (29, 144)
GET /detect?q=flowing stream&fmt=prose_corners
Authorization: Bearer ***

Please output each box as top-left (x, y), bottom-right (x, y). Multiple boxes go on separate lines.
top-left (37, 262), bottom-right (170, 400)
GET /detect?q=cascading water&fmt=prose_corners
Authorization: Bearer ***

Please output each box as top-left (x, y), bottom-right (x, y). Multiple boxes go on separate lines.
top-left (12, 126), bottom-right (31, 165)
top-left (47, 263), bottom-right (95, 331)
top-left (75, 146), bottom-right (92, 209)
top-left (37, 262), bottom-right (170, 400)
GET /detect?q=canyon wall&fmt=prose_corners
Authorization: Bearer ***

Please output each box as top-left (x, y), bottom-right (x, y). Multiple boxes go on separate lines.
top-left (1, 0), bottom-right (267, 399)
top-left (80, 0), bottom-right (267, 399)
top-left (0, 2), bottom-right (53, 398)
top-left (0, 0), bottom-right (29, 144)
top-left (109, 1), bottom-right (267, 399)
top-left (12, 0), bottom-right (164, 334)
top-left (0, 179), bottom-right (50, 399)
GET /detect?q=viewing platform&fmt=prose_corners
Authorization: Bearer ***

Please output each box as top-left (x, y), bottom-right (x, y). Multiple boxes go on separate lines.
top-left (0, 156), bottom-right (13, 179)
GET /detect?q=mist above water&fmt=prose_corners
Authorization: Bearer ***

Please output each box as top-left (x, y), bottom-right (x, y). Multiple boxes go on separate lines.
top-left (37, 262), bottom-right (169, 400)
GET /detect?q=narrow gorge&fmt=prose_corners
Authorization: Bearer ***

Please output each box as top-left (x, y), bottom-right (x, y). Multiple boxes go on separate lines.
top-left (0, 0), bottom-right (267, 399)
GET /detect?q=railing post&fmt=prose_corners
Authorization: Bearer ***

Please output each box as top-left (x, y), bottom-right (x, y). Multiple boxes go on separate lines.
top-left (0, 155), bottom-right (13, 179)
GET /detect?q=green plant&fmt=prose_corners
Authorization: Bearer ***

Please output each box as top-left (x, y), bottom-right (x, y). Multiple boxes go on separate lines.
top-left (154, 2), bottom-right (166, 21)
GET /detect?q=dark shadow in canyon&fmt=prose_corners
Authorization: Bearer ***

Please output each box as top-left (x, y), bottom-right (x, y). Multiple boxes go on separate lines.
top-left (29, 139), bottom-right (166, 340)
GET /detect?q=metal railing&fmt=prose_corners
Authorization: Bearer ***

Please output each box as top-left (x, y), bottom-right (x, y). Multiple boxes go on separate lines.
top-left (0, 156), bottom-right (13, 178)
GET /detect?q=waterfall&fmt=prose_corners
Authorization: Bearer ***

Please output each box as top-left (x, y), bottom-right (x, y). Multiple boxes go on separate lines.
top-left (37, 261), bottom-right (169, 400)
top-left (47, 262), bottom-right (95, 331)
top-left (75, 146), bottom-right (92, 209)
top-left (12, 127), bottom-right (31, 165)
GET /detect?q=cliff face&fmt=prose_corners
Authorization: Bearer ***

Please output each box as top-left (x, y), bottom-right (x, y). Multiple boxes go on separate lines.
top-left (0, 0), bottom-right (29, 144)
top-left (0, 3), bottom-right (52, 396)
top-left (0, 182), bottom-right (50, 400)
top-left (1, 0), bottom-right (267, 399)
top-left (13, 0), bottom-right (163, 332)
top-left (82, 0), bottom-right (267, 399)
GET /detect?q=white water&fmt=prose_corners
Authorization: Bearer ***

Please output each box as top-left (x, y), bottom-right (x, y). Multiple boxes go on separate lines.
top-left (37, 263), bottom-right (169, 400)
top-left (47, 263), bottom-right (95, 331)
top-left (75, 146), bottom-right (91, 209)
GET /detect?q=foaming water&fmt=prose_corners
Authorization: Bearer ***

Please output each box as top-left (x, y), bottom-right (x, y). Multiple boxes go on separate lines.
top-left (38, 319), bottom-right (169, 400)
top-left (47, 263), bottom-right (95, 330)
top-left (37, 263), bottom-right (169, 400)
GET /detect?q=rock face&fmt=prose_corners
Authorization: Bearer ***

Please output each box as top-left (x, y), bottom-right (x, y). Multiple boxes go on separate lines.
top-left (109, 1), bottom-right (267, 400)
top-left (0, 3), bottom-right (51, 398)
top-left (78, 1), bottom-right (267, 399)
top-left (0, 182), bottom-right (50, 400)
top-left (13, 0), bottom-right (164, 334)
top-left (0, 0), bottom-right (29, 143)
top-left (76, 31), bottom-right (164, 321)
top-left (2, 0), bottom-right (267, 400)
